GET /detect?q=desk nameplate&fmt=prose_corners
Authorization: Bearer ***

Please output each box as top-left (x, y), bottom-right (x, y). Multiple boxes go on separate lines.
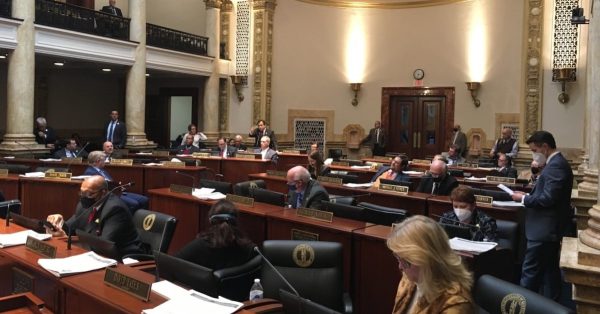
top-left (61, 157), bottom-right (83, 164)
top-left (331, 161), bottom-right (350, 167)
top-left (110, 159), bottom-right (134, 166)
top-left (169, 184), bottom-right (193, 194)
top-left (372, 156), bottom-right (392, 161)
top-left (163, 161), bottom-right (185, 168)
top-left (282, 150), bottom-right (301, 155)
top-left (474, 195), bottom-right (493, 205)
top-left (296, 207), bottom-right (333, 223)
top-left (486, 176), bottom-right (516, 184)
top-left (25, 236), bottom-right (56, 258)
top-left (44, 172), bottom-right (72, 180)
top-left (236, 153), bottom-right (257, 160)
top-left (152, 151), bottom-right (170, 157)
top-left (411, 159), bottom-right (431, 165)
top-left (226, 194), bottom-right (254, 207)
top-left (266, 170), bottom-right (287, 177)
top-left (291, 229), bottom-right (319, 241)
top-left (378, 184), bottom-right (409, 194)
top-left (318, 176), bottom-right (343, 185)
top-left (104, 267), bottom-right (152, 302)
top-left (192, 152), bottom-right (211, 158)
top-left (456, 163), bottom-right (471, 168)
top-left (0, 169), bottom-right (8, 177)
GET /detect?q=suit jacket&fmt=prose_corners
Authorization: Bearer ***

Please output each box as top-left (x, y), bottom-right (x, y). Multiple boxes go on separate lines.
top-left (249, 128), bottom-right (277, 149)
top-left (447, 155), bottom-right (466, 166)
top-left (105, 150), bottom-right (125, 161)
top-left (53, 148), bottom-right (88, 159)
top-left (104, 120), bottom-right (127, 148)
top-left (35, 127), bottom-right (57, 146)
top-left (416, 173), bottom-right (459, 196)
top-left (370, 166), bottom-right (410, 183)
top-left (234, 143), bottom-right (248, 151)
top-left (523, 152), bottom-right (573, 242)
top-left (173, 144), bottom-right (201, 155)
top-left (452, 131), bottom-right (468, 156)
top-left (64, 194), bottom-right (142, 257)
top-left (261, 148), bottom-right (278, 163)
top-left (83, 166), bottom-right (113, 181)
top-left (361, 127), bottom-right (386, 148)
top-left (496, 166), bottom-right (518, 179)
top-left (101, 5), bottom-right (123, 17)
top-left (214, 146), bottom-right (237, 158)
top-left (288, 179), bottom-right (329, 210)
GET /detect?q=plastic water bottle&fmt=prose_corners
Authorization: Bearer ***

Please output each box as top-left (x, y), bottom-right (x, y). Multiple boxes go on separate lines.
top-left (249, 278), bottom-right (264, 300)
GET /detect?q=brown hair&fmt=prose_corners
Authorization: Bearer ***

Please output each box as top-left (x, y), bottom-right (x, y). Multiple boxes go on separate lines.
top-left (450, 185), bottom-right (475, 204)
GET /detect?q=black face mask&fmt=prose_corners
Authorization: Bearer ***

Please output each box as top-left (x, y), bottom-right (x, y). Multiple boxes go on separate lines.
top-left (531, 167), bottom-right (540, 175)
top-left (80, 197), bottom-right (96, 208)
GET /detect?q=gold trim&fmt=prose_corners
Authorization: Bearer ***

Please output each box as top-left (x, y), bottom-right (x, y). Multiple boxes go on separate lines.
top-left (296, 0), bottom-right (472, 9)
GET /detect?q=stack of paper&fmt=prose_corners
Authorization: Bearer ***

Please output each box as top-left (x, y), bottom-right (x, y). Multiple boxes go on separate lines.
top-left (143, 163), bottom-right (163, 166)
top-left (20, 172), bottom-right (45, 178)
top-left (492, 201), bottom-right (523, 207)
top-left (464, 176), bottom-right (487, 181)
top-left (39, 158), bottom-right (62, 162)
top-left (449, 237), bottom-right (497, 253)
top-left (350, 165), bottom-right (372, 169)
top-left (343, 183), bottom-right (373, 188)
top-left (192, 188), bottom-right (226, 200)
top-left (0, 230), bottom-right (51, 248)
top-left (143, 290), bottom-right (242, 314)
top-left (136, 152), bottom-right (153, 155)
top-left (402, 171), bottom-right (424, 175)
top-left (38, 252), bottom-right (117, 277)
top-left (71, 175), bottom-right (92, 180)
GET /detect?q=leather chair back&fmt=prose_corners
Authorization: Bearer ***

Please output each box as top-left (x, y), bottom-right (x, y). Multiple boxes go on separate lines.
top-left (234, 180), bottom-right (266, 197)
top-left (132, 209), bottom-right (177, 254)
top-left (0, 164), bottom-right (30, 174)
top-left (155, 252), bottom-right (218, 298)
top-left (358, 202), bottom-right (408, 225)
top-left (474, 275), bottom-right (575, 314)
top-left (322, 201), bottom-right (364, 221)
top-left (213, 255), bottom-right (263, 302)
top-left (200, 179), bottom-right (233, 194)
top-left (251, 188), bottom-right (286, 207)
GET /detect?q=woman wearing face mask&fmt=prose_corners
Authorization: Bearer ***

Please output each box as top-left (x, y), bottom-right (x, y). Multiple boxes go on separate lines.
top-left (438, 186), bottom-right (497, 242)
top-left (387, 216), bottom-right (474, 313)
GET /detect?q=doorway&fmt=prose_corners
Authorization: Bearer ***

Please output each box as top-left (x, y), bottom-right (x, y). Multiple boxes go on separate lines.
top-left (382, 87), bottom-right (454, 159)
top-left (146, 88), bottom-right (199, 148)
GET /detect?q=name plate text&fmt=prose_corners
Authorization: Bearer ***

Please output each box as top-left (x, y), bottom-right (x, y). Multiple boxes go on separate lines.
top-left (331, 161), bottom-right (350, 167)
top-left (379, 184), bottom-right (409, 194)
top-left (266, 170), bottom-right (287, 177)
top-left (169, 184), bottom-right (193, 194)
top-left (226, 194), bottom-right (254, 207)
top-left (486, 176), bottom-right (516, 184)
top-left (192, 152), bottom-right (211, 158)
top-left (296, 207), bottom-right (333, 223)
top-left (0, 169), bottom-right (8, 177)
top-left (474, 195), bottom-right (494, 205)
top-left (236, 153), bottom-right (256, 160)
top-left (317, 176), bottom-right (343, 185)
top-left (291, 229), bottom-right (319, 241)
top-left (411, 159), bottom-right (431, 165)
top-left (282, 150), bottom-right (301, 155)
top-left (163, 161), bottom-right (185, 168)
top-left (104, 267), bottom-right (152, 302)
top-left (152, 151), bottom-right (170, 156)
top-left (61, 157), bottom-right (82, 164)
top-left (25, 236), bottom-right (56, 258)
top-left (110, 159), bottom-right (134, 166)
top-left (44, 172), bottom-right (72, 180)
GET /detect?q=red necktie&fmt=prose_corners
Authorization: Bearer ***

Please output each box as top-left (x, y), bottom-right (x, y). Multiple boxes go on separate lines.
top-left (87, 207), bottom-right (97, 223)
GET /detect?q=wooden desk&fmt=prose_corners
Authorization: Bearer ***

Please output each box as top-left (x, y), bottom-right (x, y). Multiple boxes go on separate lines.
top-left (143, 165), bottom-right (206, 194)
top-left (0, 174), bottom-right (20, 200)
top-left (221, 159), bottom-right (274, 184)
top-left (19, 178), bottom-right (80, 220)
top-left (276, 153), bottom-right (307, 171)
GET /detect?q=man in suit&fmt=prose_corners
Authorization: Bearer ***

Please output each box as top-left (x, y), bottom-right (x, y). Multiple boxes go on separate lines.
top-left (416, 159), bottom-right (459, 196)
top-left (233, 135), bottom-right (247, 151)
top-left (83, 151), bottom-right (148, 214)
top-left (45, 175), bottom-right (143, 258)
top-left (259, 136), bottom-right (278, 163)
top-left (446, 144), bottom-right (466, 166)
top-left (215, 137), bottom-right (236, 158)
top-left (361, 120), bottom-right (386, 157)
top-left (451, 124), bottom-right (468, 157)
top-left (286, 166), bottom-right (329, 210)
top-left (511, 131), bottom-right (573, 301)
top-left (53, 138), bottom-right (89, 159)
top-left (101, 0), bottom-right (123, 17)
top-left (489, 127), bottom-right (518, 160)
top-left (173, 134), bottom-right (201, 155)
top-left (104, 110), bottom-right (127, 149)
top-left (370, 155), bottom-right (410, 188)
top-left (34, 117), bottom-right (57, 149)
top-left (103, 141), bottom-right (124, 162)
top-left (494, 153), bottom-right (518, 178)
top-left (249, 119), bottom-right (277, 149)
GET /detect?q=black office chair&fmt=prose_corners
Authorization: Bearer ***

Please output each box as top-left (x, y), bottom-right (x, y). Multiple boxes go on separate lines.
top-left (251, 188), bottom-right (286, 207)
top-left (357, 202), bottom-right (408, 225)
top-left (213, 255), bottom-right (263, 302)
top-left (328, 149), bottom-right (343, 161)
top-left (35, 166), bottom-right (68, 173)
top-left (200, 179), bottom-right (233, 194)
top-left (0, 164), bottom-right (30, 174)
top-left (474, 275), bottom-right (575, 314)
top-left (321, 201), bottom-right (364, 221)
top-left (125, 209), bottom-right (177, 261)
top-left (473, 188), bottom-right (512, 202)
top-left (448, 169), bottom-right (464, 177)
top-left (325, 173), bottom-right (359, 184)
top-left (0, 200), bottom-right (21, 219)
top-left (327, 195), bottom-right (355, 206)
top-left (155, 252), bottom-right (219, 298)
top-left (234, 180), bottom-right (267, 197)
top-left (260, 240), bottom-right (352, 314)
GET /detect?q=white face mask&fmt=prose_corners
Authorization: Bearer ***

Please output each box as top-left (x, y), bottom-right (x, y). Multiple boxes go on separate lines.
top-left (532, 152), bottom-right (546, 165)
top-left (453, 207), bottom-right (472, 222)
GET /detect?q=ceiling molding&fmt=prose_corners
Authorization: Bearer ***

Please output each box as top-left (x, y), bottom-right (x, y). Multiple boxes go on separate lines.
top-left (295, 0), bottom-right (472, 9)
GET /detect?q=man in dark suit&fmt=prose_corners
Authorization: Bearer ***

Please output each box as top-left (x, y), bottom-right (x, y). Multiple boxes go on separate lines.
top-left (104, 110), bottom-right (127, 149)
top-left (215, 137), bottom-right (237, 158)
top-left (103, 141), bottom-right (124, 162)
top-left (35, 117), bottom-right (57, 149)
top-left (286, 166), bottom-right (329, 210)
top-left (451, 124), bottom-right (468, 157)
top-left (494, 153), bottom-right (518, 178)
top-left (361, 120), bottom-right (386, 157)
top-left (233, 135), bottom-right (247, 151)
top-left (53, 138), bottom-right (89, 159)
top-left (416, 159), bottom-right (459, 196)
top-left (249, 119), bottom-right (277, 149)
top-left (512, 131), bottom-right (573, 301)
top-left (370, 155), bottom-right (410, 188)
top-left (259, 136), bottom-right (278, 163)
top-left (101, 0), bottom-right (123, 17)
top-left (173, 134), bottom-right (201, 155)
top-left (45, 175), bottom-right (143, 258)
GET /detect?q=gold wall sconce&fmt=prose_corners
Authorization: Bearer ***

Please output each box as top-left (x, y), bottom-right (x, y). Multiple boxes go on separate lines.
top-left (553, 68), bottom-right (575, 104)
top-left (230, 75), bottom-right (246, 102)
top-left (465, 82), bottom-right (481, 107)
top-left (350, 83), bottom-right (362, 106)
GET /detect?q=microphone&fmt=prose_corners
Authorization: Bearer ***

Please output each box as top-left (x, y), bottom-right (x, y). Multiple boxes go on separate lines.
top-left (253, 246), bottom-right (300, 297)
top-left (175, 171), bottom-right (196, 189)
top-left (65, 142), bottom-right (90, 172)
top-left (430, 213), bottom-right (480, 229)
top-left (4, 199), bottom-right (20, 227)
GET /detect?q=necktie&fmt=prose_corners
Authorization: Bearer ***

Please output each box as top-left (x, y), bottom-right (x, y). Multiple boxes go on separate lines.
top-left (296, 193), bottom-right (303, 208)
top-left (432, 182), bottom-right (438, 195)
top-left (108, 122), bottom-right (115, 142)
top-left (453, 132), bottom-right (458, 144)
top-left (111, 6), bottom-right (116, 15)
top-left (376, 129), bottom-right (380, 143)
top-left (87, 207), bottom-right (97, 223)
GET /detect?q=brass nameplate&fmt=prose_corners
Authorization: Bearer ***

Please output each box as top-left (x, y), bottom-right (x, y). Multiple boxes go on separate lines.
top-left (226, 194), bottom-right (254, 207)
top-left (296, 207), bottom-right (333, 223)
top-left (486, 176), bottom-right (516, 184)
top-left (110, 159), bottom-right (134, 166)
top-left (25, 236), bottom-right (56, 258)
top-left (61, 157), bottom-right (82, 164)
top-left (152, 150), bottom-right (170, 156)
top-left (317, 176), bottom-right (343, 185)
top-left (411, 159), bottom-right (431, 165)
top-left (331, 161), bottom-right (350, 167)
top-left (104, 267), bottom-right (152, 302)
top-left (372, 156), bottom-right (392, 161)
top-left (474, 195), bottom-right (494, 205)
top-left (192, 152), bottom-right (211, 158)
top-left (470, 164), bottom-right (479, 168)
top-left (379, 183), bottom-right (409, 194)
top-left (236, 153), bottom-right (256, 160)
top-left (44, 172), bottom-right (72, 180)
top-left (282, 149), bottom-right (301, 155)
top-left (0, 169), bottom-right (8, 177)
top-left (169, 184), bottom-right (193, 194)
top-left (163, 161), bottom-right (185, 168)
top-left (12, 267), bottom-right (34, 294)
top-left (291, 229), bottom-right (319, 241)
top-left (456, 162), bottom-right (471, 168)
top-left (266, 170), bottom-right (287, 177)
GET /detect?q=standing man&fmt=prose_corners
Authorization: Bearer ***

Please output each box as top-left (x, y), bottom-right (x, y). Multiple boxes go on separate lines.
top-left (489, 127), bottom-right (518, 160)
top-left (286, 166), bottom-right (329, 210)
top-left (101, 0), bottom-right (123, 17)
top-left (35, 117), bottom-right (57, 149)
top-left (104, 110), bottom-right (127, 149)
top-left (361, 120), bottom-right (386, 157)
top-left (249, 119), bottom-right (277, 150)
top-left (511, 131), bottom-right (573, 301)
top-left (215, 137), bottom-right (236, 158)
top-left (451, 124), bottom-right (467, 157)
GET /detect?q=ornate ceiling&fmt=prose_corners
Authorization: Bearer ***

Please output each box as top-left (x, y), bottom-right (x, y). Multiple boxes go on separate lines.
top-left (295, 0), bottom-right (471, 9)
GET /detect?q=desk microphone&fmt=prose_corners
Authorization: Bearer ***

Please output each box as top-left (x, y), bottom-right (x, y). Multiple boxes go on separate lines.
top-left (175, 171), bottom-right (197, 189)
top-left (253, 246), bottom-right (300, 297)
top-left (65, 142), bottom-right (90, 172)
top-left (4, 199), bottom-right (20, 227)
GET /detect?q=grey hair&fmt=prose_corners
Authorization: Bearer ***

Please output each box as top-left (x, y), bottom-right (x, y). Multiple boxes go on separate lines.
top-left (87, 151), bottom-right (107, 164)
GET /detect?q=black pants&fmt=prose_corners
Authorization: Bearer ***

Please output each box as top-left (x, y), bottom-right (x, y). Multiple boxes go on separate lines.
top-left (520, 240), bottom-right (561, 301)
top-left (372, 144), bottom-right (386, 157)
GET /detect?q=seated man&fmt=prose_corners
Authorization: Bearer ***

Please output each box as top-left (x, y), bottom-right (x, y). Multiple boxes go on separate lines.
top-left (370, 155), bottom-right (410, 188)
top-left (103, 141), bottom-right (124, 162)
top-left (518, 160), bottom-right (545, 185)
top-left (54, 138), bottom-right (89, 159)
top-left (214, 137), bottom-right (236, 158)
top-left (493, 153), bottom-right (518, 178)
top-left (438, 185), bottom-right (497, 242)
top-left (233, 134), bottom-right (247, 151)
top-left (45, 175), bottom-right (143, 258)
top-left (446, 144), bottom-right (465, 166)
top-left (173, 134), bottom-right (201, 155)
top-left (259, 136), bottom-right (278, 163)
top-left (84, 151), bottom-right (148, 214)
top-left (416, 159), bottom-right (458, 196)
top-left (286, 166), bottom-right (329, 210)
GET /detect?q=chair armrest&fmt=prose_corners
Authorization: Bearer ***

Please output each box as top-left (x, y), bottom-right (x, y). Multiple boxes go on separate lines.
top-left (122, 253), bottom-right (155, 262)
top-left (213, 255), bottom-right (262, 279)
top-left (343, 292), bottom-right (353, 314)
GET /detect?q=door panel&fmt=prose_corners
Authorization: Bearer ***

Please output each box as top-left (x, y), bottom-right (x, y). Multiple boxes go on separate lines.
top-left (419, 97), bottom-right (445, 158)
top-left (388, 97), bottom-right (417, 156)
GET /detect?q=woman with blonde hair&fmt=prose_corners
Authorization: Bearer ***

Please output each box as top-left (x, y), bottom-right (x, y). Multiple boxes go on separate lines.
top-left (387, 215), bottom-right (474, 313)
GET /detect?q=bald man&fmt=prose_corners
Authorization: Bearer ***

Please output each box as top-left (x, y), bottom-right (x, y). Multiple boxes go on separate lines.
top-left (415, 159), bottom-right (458, 196)
top-left (46, 176), bottom-right (142, 258)
top-left (103, 141), bottom-right (124, 162)
top-left (286, 166), bottom-right (329, 210)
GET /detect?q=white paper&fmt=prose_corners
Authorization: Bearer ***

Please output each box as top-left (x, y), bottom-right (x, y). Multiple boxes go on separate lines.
top-left (38, 252), bottom-right (117, 277)
top-left (71, 175), bottom-right (93, 180)
top-left (464, 176), bottom-right (487, 181)
top-left (39, 158), bottom-right (62, 162)
top-left (478, 167), bottom-right (496, 171)
top-left (497, 184), bottom-right (514, 195)
top-left (402, 171), bottom-right (424, 175)
top-left (122, 257), bottom-right (139, 265)
top-left (0, 230), bottom-right (51, 248)
top-left (151, 280), bottom-right (190, 300)
top-left (143, 163), bottom-right (163, 166)
top-left (170, 158), bottom-right (182, 163)
top-left (330, 170), bottom-right (348, 175)
top-left (350, 165), bottom-right (372, 169)
top-left (20, 172), bottom-right (46, 178)
top-left (343, 183), bottom-right (373, 188)
top-left (449, 237), bottom-right (497, 253)
top-left (176, 154), bottom-right (192, 157)
top-left (3, 156), bottom-right (15, 159)
top-left (136, 152), bottom-right (153, 155)
top-left (492, 201), bottom-right (524, 207)
top-left (143, 290), bottom-right (242, 314)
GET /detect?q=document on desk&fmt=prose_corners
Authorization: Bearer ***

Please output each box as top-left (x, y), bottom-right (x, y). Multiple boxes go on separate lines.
top-left (464, 176), bottom-right (487, 181)
top-left (402, 171), bottom-right (425, 175)
top-left (20, 172), bottom-right (46, 178)
top-left (38, 251), bottom-right (117, 277)
top-left (449, 238), bottom-right (497, 254)
top-left (0, 230), bottom-right (51, 248)
top-left (492, 201), bottom-right (524, 207)
top-left (497, 184), bottom-right (515, 195)
top-left (344, 182), bottom-right (373, 188)
top-left (143, 290), bottom-right (243, 314)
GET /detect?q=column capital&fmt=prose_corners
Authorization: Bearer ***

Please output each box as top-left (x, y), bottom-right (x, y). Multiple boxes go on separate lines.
top-left (221, 0), bottom-right (233, 12)
top-left (204, 0), bottom-right (223, 9)
top-left (252, 0), bottom-right (277, 11)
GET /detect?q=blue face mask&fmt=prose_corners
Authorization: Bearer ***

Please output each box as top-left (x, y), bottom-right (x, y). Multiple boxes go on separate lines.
top-left (287, 184), bottom-right (296, 192)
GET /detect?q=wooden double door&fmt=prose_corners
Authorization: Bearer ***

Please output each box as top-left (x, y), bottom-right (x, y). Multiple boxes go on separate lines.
top-left (381, 87), bottom-right (455, 159)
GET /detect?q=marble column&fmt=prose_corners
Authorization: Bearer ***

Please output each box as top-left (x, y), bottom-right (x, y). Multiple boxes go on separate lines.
top-left (0, 0), bottom-right (46, 155)
top-left (125, 0), bottom-right (154, 148)
top-left (219, 0), bottom-right (233, 134)
top-left (251, 0), bottom-right (276, 124)
top-left (203, 0), bottom-right (221, 139)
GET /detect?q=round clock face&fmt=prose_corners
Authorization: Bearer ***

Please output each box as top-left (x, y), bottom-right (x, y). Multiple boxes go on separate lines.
top-left (413, 69), bottom-right (425, 80)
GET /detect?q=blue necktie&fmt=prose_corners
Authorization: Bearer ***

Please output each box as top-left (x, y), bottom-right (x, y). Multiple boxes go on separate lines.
top-left (108, 122), bottom-right (115, 142)
top-left (296, 193), bottom-right (303, 208)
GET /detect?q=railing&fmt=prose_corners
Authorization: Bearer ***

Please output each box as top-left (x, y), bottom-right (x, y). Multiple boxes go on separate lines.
top-left (0, 0), bottom-right (11, 19)
top-left (146, 23), bottom-right (208, 56)
top-left (35, 0), bottom-right (130, 40)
